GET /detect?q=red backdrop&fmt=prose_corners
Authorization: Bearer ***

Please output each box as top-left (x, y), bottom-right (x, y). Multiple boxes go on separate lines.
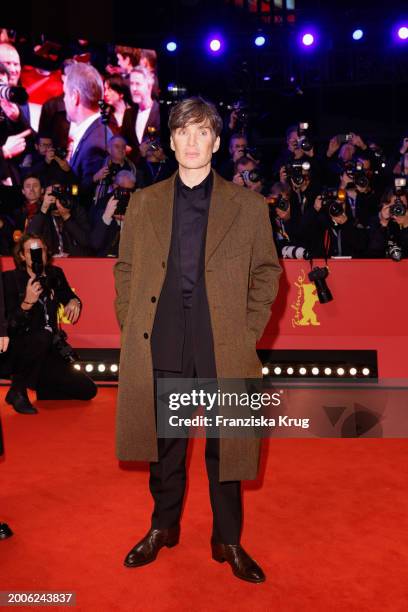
top-left (2, 258), bottom-right (407, 377)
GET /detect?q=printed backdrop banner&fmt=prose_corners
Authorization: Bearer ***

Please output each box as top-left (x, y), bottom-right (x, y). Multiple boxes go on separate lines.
top-left (1, 258), bottom-right (407, 377)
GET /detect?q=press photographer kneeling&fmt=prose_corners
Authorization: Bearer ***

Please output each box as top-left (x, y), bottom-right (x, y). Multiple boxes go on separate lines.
top-left (1, 234), bottom-right (97, 414)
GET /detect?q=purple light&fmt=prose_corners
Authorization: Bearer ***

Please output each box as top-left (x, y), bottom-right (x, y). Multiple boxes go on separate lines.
top-left (302, 33), bottom-right (315, 47)
top-left (397, 26), bottom-right (408, 40)
top-left (209, 39), bottom-right (221, 52)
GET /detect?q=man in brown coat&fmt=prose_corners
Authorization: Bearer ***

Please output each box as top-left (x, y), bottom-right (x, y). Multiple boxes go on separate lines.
top-left (114, 97), bottom-right (281, 582)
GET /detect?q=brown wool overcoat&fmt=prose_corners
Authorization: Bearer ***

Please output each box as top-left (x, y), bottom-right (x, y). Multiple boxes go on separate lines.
top-left (114, 171), bottom-right (281, 481)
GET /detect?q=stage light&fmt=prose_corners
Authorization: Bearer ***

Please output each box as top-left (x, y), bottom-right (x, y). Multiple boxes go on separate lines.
top-left (263, 75), bottom-right (271, 81)
top-left (85, 364), bottom-right (94, 372)
top-left (74, 364), bottom-right (81, 371)
top-left (255, 35), bottom-right (266, 47)
top-left (98, 364), bottom-right (106, 373)
top-left (166, 41), bottom-right (177, 52)
top-left (110, 364), bottom-right (119, 373)
top-left (350, 367), bottom-right (357, 376)
top-left (302, 33), bottom-right (315, 47)
top-left (362, 367), bottom-right (370, 376)
top-left (397, 26), bottom-right (408, 40)
top-left (274, 367), bottom-right (282, 375)
top-left (352, 29), bottom-right (364, 41)
top-left (262, 366), bottom-right (270, 375)
top-left (287, 367), bottom-right (294, 375)
top-left (299, 367), bottom-right (307, 375)
top-left (209, 38), bottom-right (222, 53)
top-left (337, 367), bottom-right (345, 376)
top-left (311, 367), bottom-right (319, 376)
top-left (324, 367), bottom-right (332, 376)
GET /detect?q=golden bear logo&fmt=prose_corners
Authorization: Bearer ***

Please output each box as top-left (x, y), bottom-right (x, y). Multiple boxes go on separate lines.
top-left (57, 288), bottom-right (76, 325)
top-left (291, 270), bottom-right (320, 327)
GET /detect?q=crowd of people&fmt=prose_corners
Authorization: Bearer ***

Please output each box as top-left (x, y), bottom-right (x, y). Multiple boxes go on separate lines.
top-left (0, 36), bottom-right (407, 261)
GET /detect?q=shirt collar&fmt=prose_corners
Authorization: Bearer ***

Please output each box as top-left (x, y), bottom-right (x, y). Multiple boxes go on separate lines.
top-left (176, 170), bottom-right (213, 199)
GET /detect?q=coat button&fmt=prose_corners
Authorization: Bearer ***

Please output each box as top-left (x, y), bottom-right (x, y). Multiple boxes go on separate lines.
top-left (151, 296), bottom-right (156, 303)
top-left (143, 332), bottom-right (149, 339)
top-left (162, 261), bottom-right (166, 268)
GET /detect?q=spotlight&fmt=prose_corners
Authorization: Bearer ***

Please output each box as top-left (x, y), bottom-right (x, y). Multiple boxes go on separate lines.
top-left (349, 367), bottom-right (357, 376)
top-left (85, 364), bottom-right (94, 372)
top-left (286, 367), bottom-right (294, 375)
top-left (209, 38), bottom-right (222, 53)
top-left (337, 367), bottom-right (345, 376)
top-left (299, 367), bottom-right (307, 376)
top-left (255, 35), bottom-right (266, 47)
top-left (397, 26), bottom-right (408, 40)
top-left (362, 367), bottom-right (370, 376)
top-left (262, 366), bottom-right (270, 376)
top-left (311, 367), bottom-right (319, 376)
top-left (263, 75), bottom-right (271, 81)
top-left (98, 364), bottom-right (106, 373)
top-left (352, 29), bottom-right (364, 41)
top-left (324, 367), bottom-right (332, 376)
top-left (166, 41), bottom-right (177, 52)
top-left (110, 364), bottom-right (119, 373)
top-left (302, 33), bottom-right (315, 47)
top-left (274, 367), bottom-right (282, 375)
top-left (73, 364), bottom-right (81, 371)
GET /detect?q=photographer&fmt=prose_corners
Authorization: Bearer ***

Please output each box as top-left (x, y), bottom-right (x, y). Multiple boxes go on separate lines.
top-left (232, 156), bottom-right (267, 195)
top-left (324, 132), bottom-right (370, 184)
top-left (93, 135), bottom-right (137, 205)
top-left (217, 133), bottom-right (249, 181)
top-left (90, 170), bottom-right (136, 257)
top-left (338, 156), bottom-right (379, 227)
top-left (366, 187), bottom-right (408, 259)
top-left (22, 133), bottom-right (75, 186)
top-left (280, 160), bottom-right (321, 218)
top-left (273, 123), bottom-right (320, 181)
top-left (1, 234), bottom-right (96, 414)
top-left (27, 183), bottom-right (92, 257)
top-left (138, 135), bottom-right (175, 187)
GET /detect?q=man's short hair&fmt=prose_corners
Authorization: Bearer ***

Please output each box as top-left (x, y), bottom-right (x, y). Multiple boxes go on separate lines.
top-left (22, 173), bottom-right (42, 187)
top-left (230, 133), bottom-right (247, 144)
top-left (234, 156), bottom-right (256, 173)
top-left (116, 170), bottom-right (136, 185)
top-left (108, 135), bottom-right (126, 148)
top-left (115, 45), bottom-right (141, 67)
top-left (130, 65), bottom-right (154, 84)
top-left (168, 96), bottom-right (223, 137)
top-left (64, 63), bottom-right (103, 111)
top-left (286, 125), bottom-right (298, 140)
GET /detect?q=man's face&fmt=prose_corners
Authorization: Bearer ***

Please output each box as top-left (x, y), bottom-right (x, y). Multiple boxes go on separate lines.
top-left (339, 143), bottom-right (356, 162)
top-left (0, 45), bottom-right (21, 86)
top-left (117, 53), bottom-right (131, 71)
top-left (237, 160), bottom-right (262, 192)
top-left (287, 130), bottom-right (298, 153)
top-left (22, 178), bottom-right (42, 203)
top-left (117, 175), bottom-right (136, 190)
top-left (229, 137), bottom-right (247, 161)
top-left (63, 80), bottom-right (78, 123)
top-left (170, 122), bottom-right (220, 171)
top-left (36, 137), bottom-right (53, 156)
top-left (129, 72), bottom-right (151, 105)
top-left (109, 139), bottom-right (126, 163)
top-left (21, 239), bottom-right (47, 270)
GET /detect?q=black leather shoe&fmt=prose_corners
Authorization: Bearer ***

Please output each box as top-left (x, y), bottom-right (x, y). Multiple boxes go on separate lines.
top-left (5, 387), bottom-right (37, 414)
top-left (0, 523), bottom-right (14, 540)
top-left (211, 541), bottom-right (266, 583)
top-left (124, 527), bottom-right (180, 568)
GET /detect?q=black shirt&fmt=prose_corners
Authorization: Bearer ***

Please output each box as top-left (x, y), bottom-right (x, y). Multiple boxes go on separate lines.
top-left (175, 171), bottom-right (213, 308)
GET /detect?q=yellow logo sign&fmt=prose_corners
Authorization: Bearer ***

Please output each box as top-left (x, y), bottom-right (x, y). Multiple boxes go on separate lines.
top-left (291, 269), bottom-right (320, 327)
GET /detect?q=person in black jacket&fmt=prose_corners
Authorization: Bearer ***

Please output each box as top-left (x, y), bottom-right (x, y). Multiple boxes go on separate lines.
top-left (366, 189), bottom-right (408, 258)
top-left (0, 272), bottom-right (12, 539)
top-left (1, 233), bottom-right (97, 414)
top-left (27, 184), bottom-right (92, 257)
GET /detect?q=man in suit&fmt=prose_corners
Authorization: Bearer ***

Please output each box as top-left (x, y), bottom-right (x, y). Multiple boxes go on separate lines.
top-left (63, 62), bottom-right (111, 207)
top-left (120, 66), bottom-right (160, 164)
top-left (114, 97), bottom-right (281, 582)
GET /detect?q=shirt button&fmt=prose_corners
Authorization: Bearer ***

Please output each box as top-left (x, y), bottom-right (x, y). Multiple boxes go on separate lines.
top-left (162, 262), bottom-right (166, 268)
top-left (143, 332), bottom-right (149, 339)
top-left (151, 296), bottom-right (156, 303)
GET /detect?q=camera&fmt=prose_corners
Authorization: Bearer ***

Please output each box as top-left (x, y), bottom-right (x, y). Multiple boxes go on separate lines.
top-left (296, 122), bottom-right (313, 152)
top-left (321, 188), bottom-right (346, 217)
top-left (241, 168), bottom-right (262, 185)
top-left (0, 84), bottom-right (28, 104)
top-left (54, 147), bottom-right (67, 159)
top-left (230, 100), bottom-right (250, 132)
top-left (52, 329), bottom-right (78, 363)
top-left (343, 160), bottom-right (370, 189)
top-left (30, 243), bottom-right (56, 296)
top-left (281, 245), bottom-right (311, 260)
top-left (146, 126), bottom-right (161, 152)
top-left (98, 99), bottom-right (110, 125)
top-left (112, 187), bottom-right (132, 215)
top-left (50, 184), bottom-right (79, 210)
top-left (267, 194), bottom-right (290, 212)
top-left (308, 266), bottom-right (333, 304)
top-left (390, 178), bottom-right (407, 217)
top-left (338, 133), bottom-right (353, 145)
top-left (285, 160), bottom-right (311, 186)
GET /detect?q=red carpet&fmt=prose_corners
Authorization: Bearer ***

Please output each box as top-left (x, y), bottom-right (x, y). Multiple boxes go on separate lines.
top-left (1, 387), bottom-right (408, 611)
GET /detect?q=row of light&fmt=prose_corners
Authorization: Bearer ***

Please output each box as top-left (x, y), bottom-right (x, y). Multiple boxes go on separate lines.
top-left (73, 363), bottom-right (118, 373)
top-left (165, 25), bottom-right (408, 53)
top-left (262, 366), bottom-right (371, 377)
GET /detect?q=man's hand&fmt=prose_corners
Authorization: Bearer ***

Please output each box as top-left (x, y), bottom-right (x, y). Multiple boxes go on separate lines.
top-left (379, 204), bottom-right (391, 227)
top-left (0, 99), bottom-right (20, 121)
top-left (228, 109), bottom-right (239, 131)
top-left (55, 200), bottom-right (71, 221)
top-left (232, 172), bottom-right (245, 187)
top-left (64, 298), bottom-right (81, 324)
top-left (1, 129), bottom-right (31, 159)
top-left (41, 188), bottom-right (56, 214)
top-left (45, 148), bottom-right (56, 164)
top-left (279, 166), bottom-right (289, 184)
top-left (93, 165), bottom-right (110, 182)
top-left (314, 195), bottom-right (323, 212)
top-left (392, 211), bottom-right (408, 229)
top-left (327, 136), bottom-right (340, 158)
top-left (0, 336), bottom-right (9, 353)
top-left (139, 141), bottom-right (150, 158)
top-left (102, 196), bottom-right (119, 224)
top-left (275, 206), bottom-right (291, 221)
top-left (351, 133), bottom-right (366, 150)
top-left (24, 277), bottom-right (42, 305)
top-left (399, 137), bottom-right (408, 155)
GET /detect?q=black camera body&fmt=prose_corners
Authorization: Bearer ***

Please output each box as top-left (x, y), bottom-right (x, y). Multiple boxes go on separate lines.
top-left (308, 266), bottom-right (333, 303)
top-left (321, 188), bottom-right (346, 217)
top-left (52, 329), bottom-right (78, 363)
top-left (343, 161), bottom-right (370, 189)
top-left (50, 184), bottom-right (78, 210)
top-left (267, 194), bottom-right (290, 212)
top-left (296, 122), bottom-right (313, 152)
top-left (241, 168), bottom-right (262, 185)
top-left (113, 187), bottom-right (131, 215)
top-left (285, 160), bottom-right (311, 186)
top-left (391, 177), bottom-right (407, 217)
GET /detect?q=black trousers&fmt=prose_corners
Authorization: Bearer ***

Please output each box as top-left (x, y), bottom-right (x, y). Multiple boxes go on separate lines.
top-left (5, 330), bottom-right (97, 401)
top-left (150, 310), bottom-right (242, 544)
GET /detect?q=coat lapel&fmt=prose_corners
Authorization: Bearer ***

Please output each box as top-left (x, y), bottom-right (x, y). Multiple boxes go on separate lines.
top-left (147, 173), bottom-right (176, 258)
